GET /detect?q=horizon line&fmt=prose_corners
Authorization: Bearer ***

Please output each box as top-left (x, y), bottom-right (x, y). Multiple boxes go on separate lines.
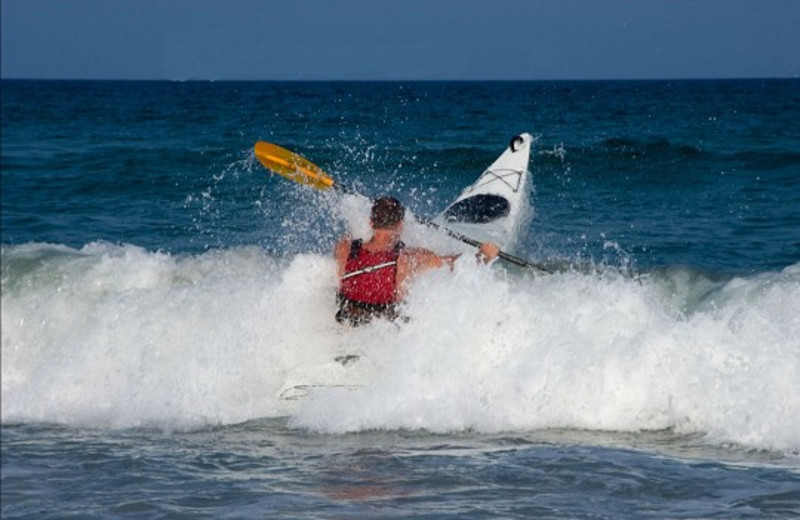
top-left (2, 75), bottom-right (798, 83)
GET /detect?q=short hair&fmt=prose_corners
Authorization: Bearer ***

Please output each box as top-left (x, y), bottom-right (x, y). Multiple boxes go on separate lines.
top-left (370, 197), bottom-right (405, 229)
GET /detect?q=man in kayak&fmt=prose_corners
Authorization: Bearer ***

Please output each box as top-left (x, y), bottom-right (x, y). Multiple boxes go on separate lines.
top-left (335, 196), bottom-right (500, 326)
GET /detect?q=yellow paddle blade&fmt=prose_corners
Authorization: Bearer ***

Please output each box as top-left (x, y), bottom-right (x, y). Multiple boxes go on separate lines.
top-left (254, 141), bottom-right (335, 191)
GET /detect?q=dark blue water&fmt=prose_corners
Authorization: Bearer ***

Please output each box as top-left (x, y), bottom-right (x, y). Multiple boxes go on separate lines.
top-left (3, 80), bottom-right (798, 270)
top-left (3, 422), bottom-right (798, 519)
top-left (2, 80), bottom-right (799, 518)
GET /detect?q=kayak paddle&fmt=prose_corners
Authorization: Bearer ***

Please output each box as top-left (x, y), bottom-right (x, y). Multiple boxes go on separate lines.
top-left (253, 141), bottom-right (556, 273)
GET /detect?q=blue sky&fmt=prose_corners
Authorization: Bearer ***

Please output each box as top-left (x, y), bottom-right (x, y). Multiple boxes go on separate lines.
top-left (2, 0), bottom-right (798, 80)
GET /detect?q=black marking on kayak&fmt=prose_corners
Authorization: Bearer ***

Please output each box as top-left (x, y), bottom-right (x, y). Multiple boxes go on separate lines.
top-left (334, 354), bottom-right (361, 367)
top-left (443, 194), bottom-right (511, 224)
top-left (469, 167), bottom-right (524, 193)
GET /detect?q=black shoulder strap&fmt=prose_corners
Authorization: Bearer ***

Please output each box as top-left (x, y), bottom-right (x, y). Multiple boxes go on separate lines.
top-left (349, 239), bottom-right (403, 260)
top-left (348, 239), bottom-right (363, 260)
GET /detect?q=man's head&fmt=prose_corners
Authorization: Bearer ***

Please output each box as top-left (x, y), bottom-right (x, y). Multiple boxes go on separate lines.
top-left (370, 197), bottom-right (405, 230)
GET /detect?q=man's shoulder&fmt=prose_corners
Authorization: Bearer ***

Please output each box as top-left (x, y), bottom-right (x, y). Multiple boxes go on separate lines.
top-left (334, 236), bottom-right (354, 258)
top-left (400, 246), bottom-right (436, 257)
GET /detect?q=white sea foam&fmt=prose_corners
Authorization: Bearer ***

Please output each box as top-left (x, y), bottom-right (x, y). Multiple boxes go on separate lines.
top-left (2, 242), bottom-right (799, 453)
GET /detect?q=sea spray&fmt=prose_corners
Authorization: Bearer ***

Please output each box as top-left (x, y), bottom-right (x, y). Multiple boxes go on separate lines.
top-left (3, 243), bottom-right (799, 451)
top-left (2, 243), bottom-right (338, 428)
top-left (293, 260), bottom-right (800, 454)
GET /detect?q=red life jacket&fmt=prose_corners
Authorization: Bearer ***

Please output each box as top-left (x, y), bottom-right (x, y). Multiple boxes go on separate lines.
top-left (339, 239), bottom-right (404, 305)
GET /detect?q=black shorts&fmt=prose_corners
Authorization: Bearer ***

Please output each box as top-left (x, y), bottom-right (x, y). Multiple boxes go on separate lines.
top-left (336, 294), bottom-right (399, 326)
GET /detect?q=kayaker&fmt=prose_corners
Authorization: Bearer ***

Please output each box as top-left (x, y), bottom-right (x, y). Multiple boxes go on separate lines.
top-left (335, 196), bottom-right (500, 326)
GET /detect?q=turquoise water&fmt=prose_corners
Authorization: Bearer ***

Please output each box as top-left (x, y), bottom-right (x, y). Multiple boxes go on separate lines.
top-left (2, 80), bottom-right (799, 518)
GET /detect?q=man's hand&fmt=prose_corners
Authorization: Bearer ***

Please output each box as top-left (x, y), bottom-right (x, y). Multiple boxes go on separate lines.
top-left (477, 243), bottom-right (500, 264)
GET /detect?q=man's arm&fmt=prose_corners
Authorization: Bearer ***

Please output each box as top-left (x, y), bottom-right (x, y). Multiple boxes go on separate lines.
top-left (395, 248), bottom-right (443, 300)
top-left (395, 243), bottom-right (499, 300)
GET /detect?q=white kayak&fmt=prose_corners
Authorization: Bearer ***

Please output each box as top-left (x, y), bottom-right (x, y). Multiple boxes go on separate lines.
top-left (432, 133), bottom-right (534, 253)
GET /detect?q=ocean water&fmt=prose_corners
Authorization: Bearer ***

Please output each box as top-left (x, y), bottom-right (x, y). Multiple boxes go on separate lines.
top-left (2, 79), bottom-right (799, 518)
